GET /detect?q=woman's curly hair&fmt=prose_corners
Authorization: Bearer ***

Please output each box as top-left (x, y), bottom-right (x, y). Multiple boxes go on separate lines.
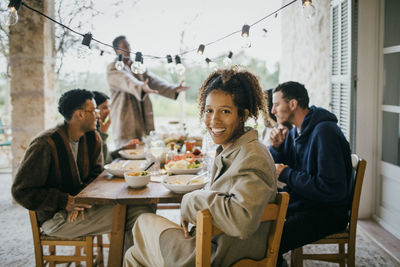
top-left (198, 67), bottom-right (267, 122)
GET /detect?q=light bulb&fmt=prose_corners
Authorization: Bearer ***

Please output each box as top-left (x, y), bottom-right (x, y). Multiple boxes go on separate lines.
top-left (175, 55), bottom-right (185, 76)
top-left (77, 46), bottom-right (92, 59)
top-left (115, 60), bottom-right (124, 71)
top-left (115, 54), bottom-right (124, 71)
top-left (131, 52), bottom-right (146, 74)
top-left (167, 63), bottom-right (175, 74)
top-left (241, 36), bottom-right (251, 48)
top-left (8, 7), bottom-right (18, 25)
top-left (302, 0), bottom-right (316, 19)
top-left (166, 54), bottom-right (175, 74)
top-left (209, 61), bottom-right (218, 71)
top-left (1, 7), bottom-right (18, 26)
top-left (223, 57), bottom-right (232, 67)
top-left (223, 52), bottom-right (233, 67)
top-left (131, 61), bottom-right (146, 74)
top-left (175, 63), bottom-right (185, 76)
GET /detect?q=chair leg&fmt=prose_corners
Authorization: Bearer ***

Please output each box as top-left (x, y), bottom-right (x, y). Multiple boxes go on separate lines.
top-left (33, 243), bottom-right (44, 267)
top-left (86, 236), bottom-right (94, 267)
top-left (338, 243), bottom-right (345, 267)
top-left (75, 246), bottom-right (81, 266)
top-left (347, 241), bottom-right (355, 267)
top-left (96, 235), bottom-right (105, 267)
top-left (49, 245), bottom-right (56, 267)
top-left (291, 247), bottom-right (304, 267)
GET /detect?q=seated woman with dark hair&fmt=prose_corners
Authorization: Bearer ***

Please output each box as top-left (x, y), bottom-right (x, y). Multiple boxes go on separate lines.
top-left (124, 68), bottom-right (277, 267)
top-left (93, 91), bottom-right (138, 163)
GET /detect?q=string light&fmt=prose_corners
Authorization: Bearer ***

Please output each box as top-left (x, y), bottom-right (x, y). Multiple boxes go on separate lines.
top-left (223, 51), bottom-right (233, 67)
top-left (0, 0), bottom-right (21, 26)
top-left (175, 55), bottom-right (185, 76)
top-left (241, 24), bottom-right (251, 48)
top-left (131, 52), bottom-right (146, 74)
top-left (115, 54), bottom-right (124, 71)
top-left (197, 44), bottom-right (205, 55)
top-left (302, 0), bottom-right (316, 19)
top-left (77, 33), bottom-right (92, 59)
top-left (205, 58), bottom-right (218, 71)
top-left (8, 0), bottom-right (300, 68)
top-left (166, 55), bottom-right (175, 74)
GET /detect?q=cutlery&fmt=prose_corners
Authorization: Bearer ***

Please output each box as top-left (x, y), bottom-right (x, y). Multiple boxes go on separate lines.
top-left (144, 161), bottom-right (155, 171)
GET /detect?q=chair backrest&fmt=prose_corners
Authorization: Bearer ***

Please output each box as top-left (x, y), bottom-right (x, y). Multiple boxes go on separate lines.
top-left (195, 192), bottom-right (289, 267)
top-left (348, 154), bottom-right (367, 241)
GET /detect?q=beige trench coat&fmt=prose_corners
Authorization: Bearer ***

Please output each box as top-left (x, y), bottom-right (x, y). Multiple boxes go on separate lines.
top-left (159, 129), bottom-right (277, 266)
top-left (107, 62), bottom-right (179, 147)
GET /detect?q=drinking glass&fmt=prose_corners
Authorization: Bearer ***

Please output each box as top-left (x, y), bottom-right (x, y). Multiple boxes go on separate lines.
top-left (150, 139), bottom-right (165, 174)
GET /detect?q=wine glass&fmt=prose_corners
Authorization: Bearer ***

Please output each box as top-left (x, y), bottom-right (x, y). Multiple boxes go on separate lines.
top-left (150, 139), bottom-right (165, 174)
top-left (202, 132), bottom-right (218, 174)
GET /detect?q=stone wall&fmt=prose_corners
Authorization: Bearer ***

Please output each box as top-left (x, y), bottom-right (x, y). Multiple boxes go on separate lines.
top-left (8, 0), bottom-right (56, 175)
top-left (279, 0), bottom-right (331, 109)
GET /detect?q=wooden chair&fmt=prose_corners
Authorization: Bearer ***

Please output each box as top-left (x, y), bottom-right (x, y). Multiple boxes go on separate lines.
top-left (290, 154), bottom-right (367, 267)
top-left (195, 192), bottom-right (290, 267)
top-left (29, 210), bottom-right (106, 267)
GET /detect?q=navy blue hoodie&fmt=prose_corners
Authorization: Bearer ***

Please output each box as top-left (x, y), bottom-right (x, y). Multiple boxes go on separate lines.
top-left (269, 106), bottom-right (353, 216)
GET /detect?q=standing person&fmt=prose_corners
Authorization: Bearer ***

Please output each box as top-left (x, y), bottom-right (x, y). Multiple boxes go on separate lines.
top-left (268, 82), bottom-right (353, 266)
top-left (12, 89), bottom-right (154, 253)
top-left (124, 68), bottom-right (277, 267)
top-left (93, 91), bottom-right (138, 164)
top-left (107, 35), bottom-right (190, 147)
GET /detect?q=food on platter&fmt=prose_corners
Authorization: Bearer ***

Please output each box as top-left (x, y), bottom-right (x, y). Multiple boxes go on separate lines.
top-left (119, 148), bottom-right (146, 159)
top-left (165, 159), bottom-right (202, 170)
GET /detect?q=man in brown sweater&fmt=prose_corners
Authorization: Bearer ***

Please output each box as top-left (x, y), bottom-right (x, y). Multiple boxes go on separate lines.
top-left (12, 89), bottom-right (154, 251)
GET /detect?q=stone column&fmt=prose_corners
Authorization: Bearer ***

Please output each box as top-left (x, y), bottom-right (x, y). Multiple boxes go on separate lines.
top-left (8, 0), bottom-right (56, 176)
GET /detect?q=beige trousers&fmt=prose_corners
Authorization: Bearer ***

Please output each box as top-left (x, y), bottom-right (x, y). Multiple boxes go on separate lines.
top-left (42, 204), bottom-right (154, 252)
top-left (124, 213), bottom-right (182, 267)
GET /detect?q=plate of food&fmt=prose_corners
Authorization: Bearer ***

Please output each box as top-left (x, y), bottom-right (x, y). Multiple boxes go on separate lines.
top-left (104, 160), bottom-right (147, 177)
top-left (165, 159), bottom-right (203, 174)
top-left (119, 148), bottom-right (146, 159)
top-left (162, 174), bottom-right (208, 194)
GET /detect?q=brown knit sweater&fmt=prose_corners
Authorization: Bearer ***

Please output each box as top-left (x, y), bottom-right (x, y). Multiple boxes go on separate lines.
top-left (12, 123), bottom-right (103, 225)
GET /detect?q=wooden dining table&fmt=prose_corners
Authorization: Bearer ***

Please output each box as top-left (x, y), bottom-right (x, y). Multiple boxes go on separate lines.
top-left (75, 170), bottom-right (184, 267)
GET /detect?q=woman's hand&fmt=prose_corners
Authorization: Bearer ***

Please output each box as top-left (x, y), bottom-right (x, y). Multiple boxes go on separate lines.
top-left (98, 116), bottom-right (111, 134)
top-left (275, 163), bottom-right (288, 179)
top-left (181, 217), bottom-right (190, 238)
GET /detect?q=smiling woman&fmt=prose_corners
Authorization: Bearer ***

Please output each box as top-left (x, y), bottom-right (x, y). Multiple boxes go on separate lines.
top-left (123, 68), bottom-right (277, 267)
top-left (198, 68), bottom-right (267, 148)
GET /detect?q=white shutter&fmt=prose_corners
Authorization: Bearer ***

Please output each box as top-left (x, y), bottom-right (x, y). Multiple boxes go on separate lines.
top-left (330, 0), bottom-right (357, 147)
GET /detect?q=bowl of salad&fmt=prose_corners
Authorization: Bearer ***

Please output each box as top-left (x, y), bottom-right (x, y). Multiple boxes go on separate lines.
top-left (165, 158), bottom-right (203, 174)
top-left (124, 170), bottom-right (151, 188)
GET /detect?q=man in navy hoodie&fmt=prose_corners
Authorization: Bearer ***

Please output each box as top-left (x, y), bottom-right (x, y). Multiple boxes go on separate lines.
top-left (269, 81), bottom-right (353, 266)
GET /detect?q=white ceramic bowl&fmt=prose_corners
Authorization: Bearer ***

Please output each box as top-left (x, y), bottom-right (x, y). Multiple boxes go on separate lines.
top-left (104, 160), bottom-right (146, 177)
top-left (162, 175), bottom-right (208, 194)
top-left (119, 149), bottom-right (146, 159)
top-left (124, 170), bottom-right (151, 188)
